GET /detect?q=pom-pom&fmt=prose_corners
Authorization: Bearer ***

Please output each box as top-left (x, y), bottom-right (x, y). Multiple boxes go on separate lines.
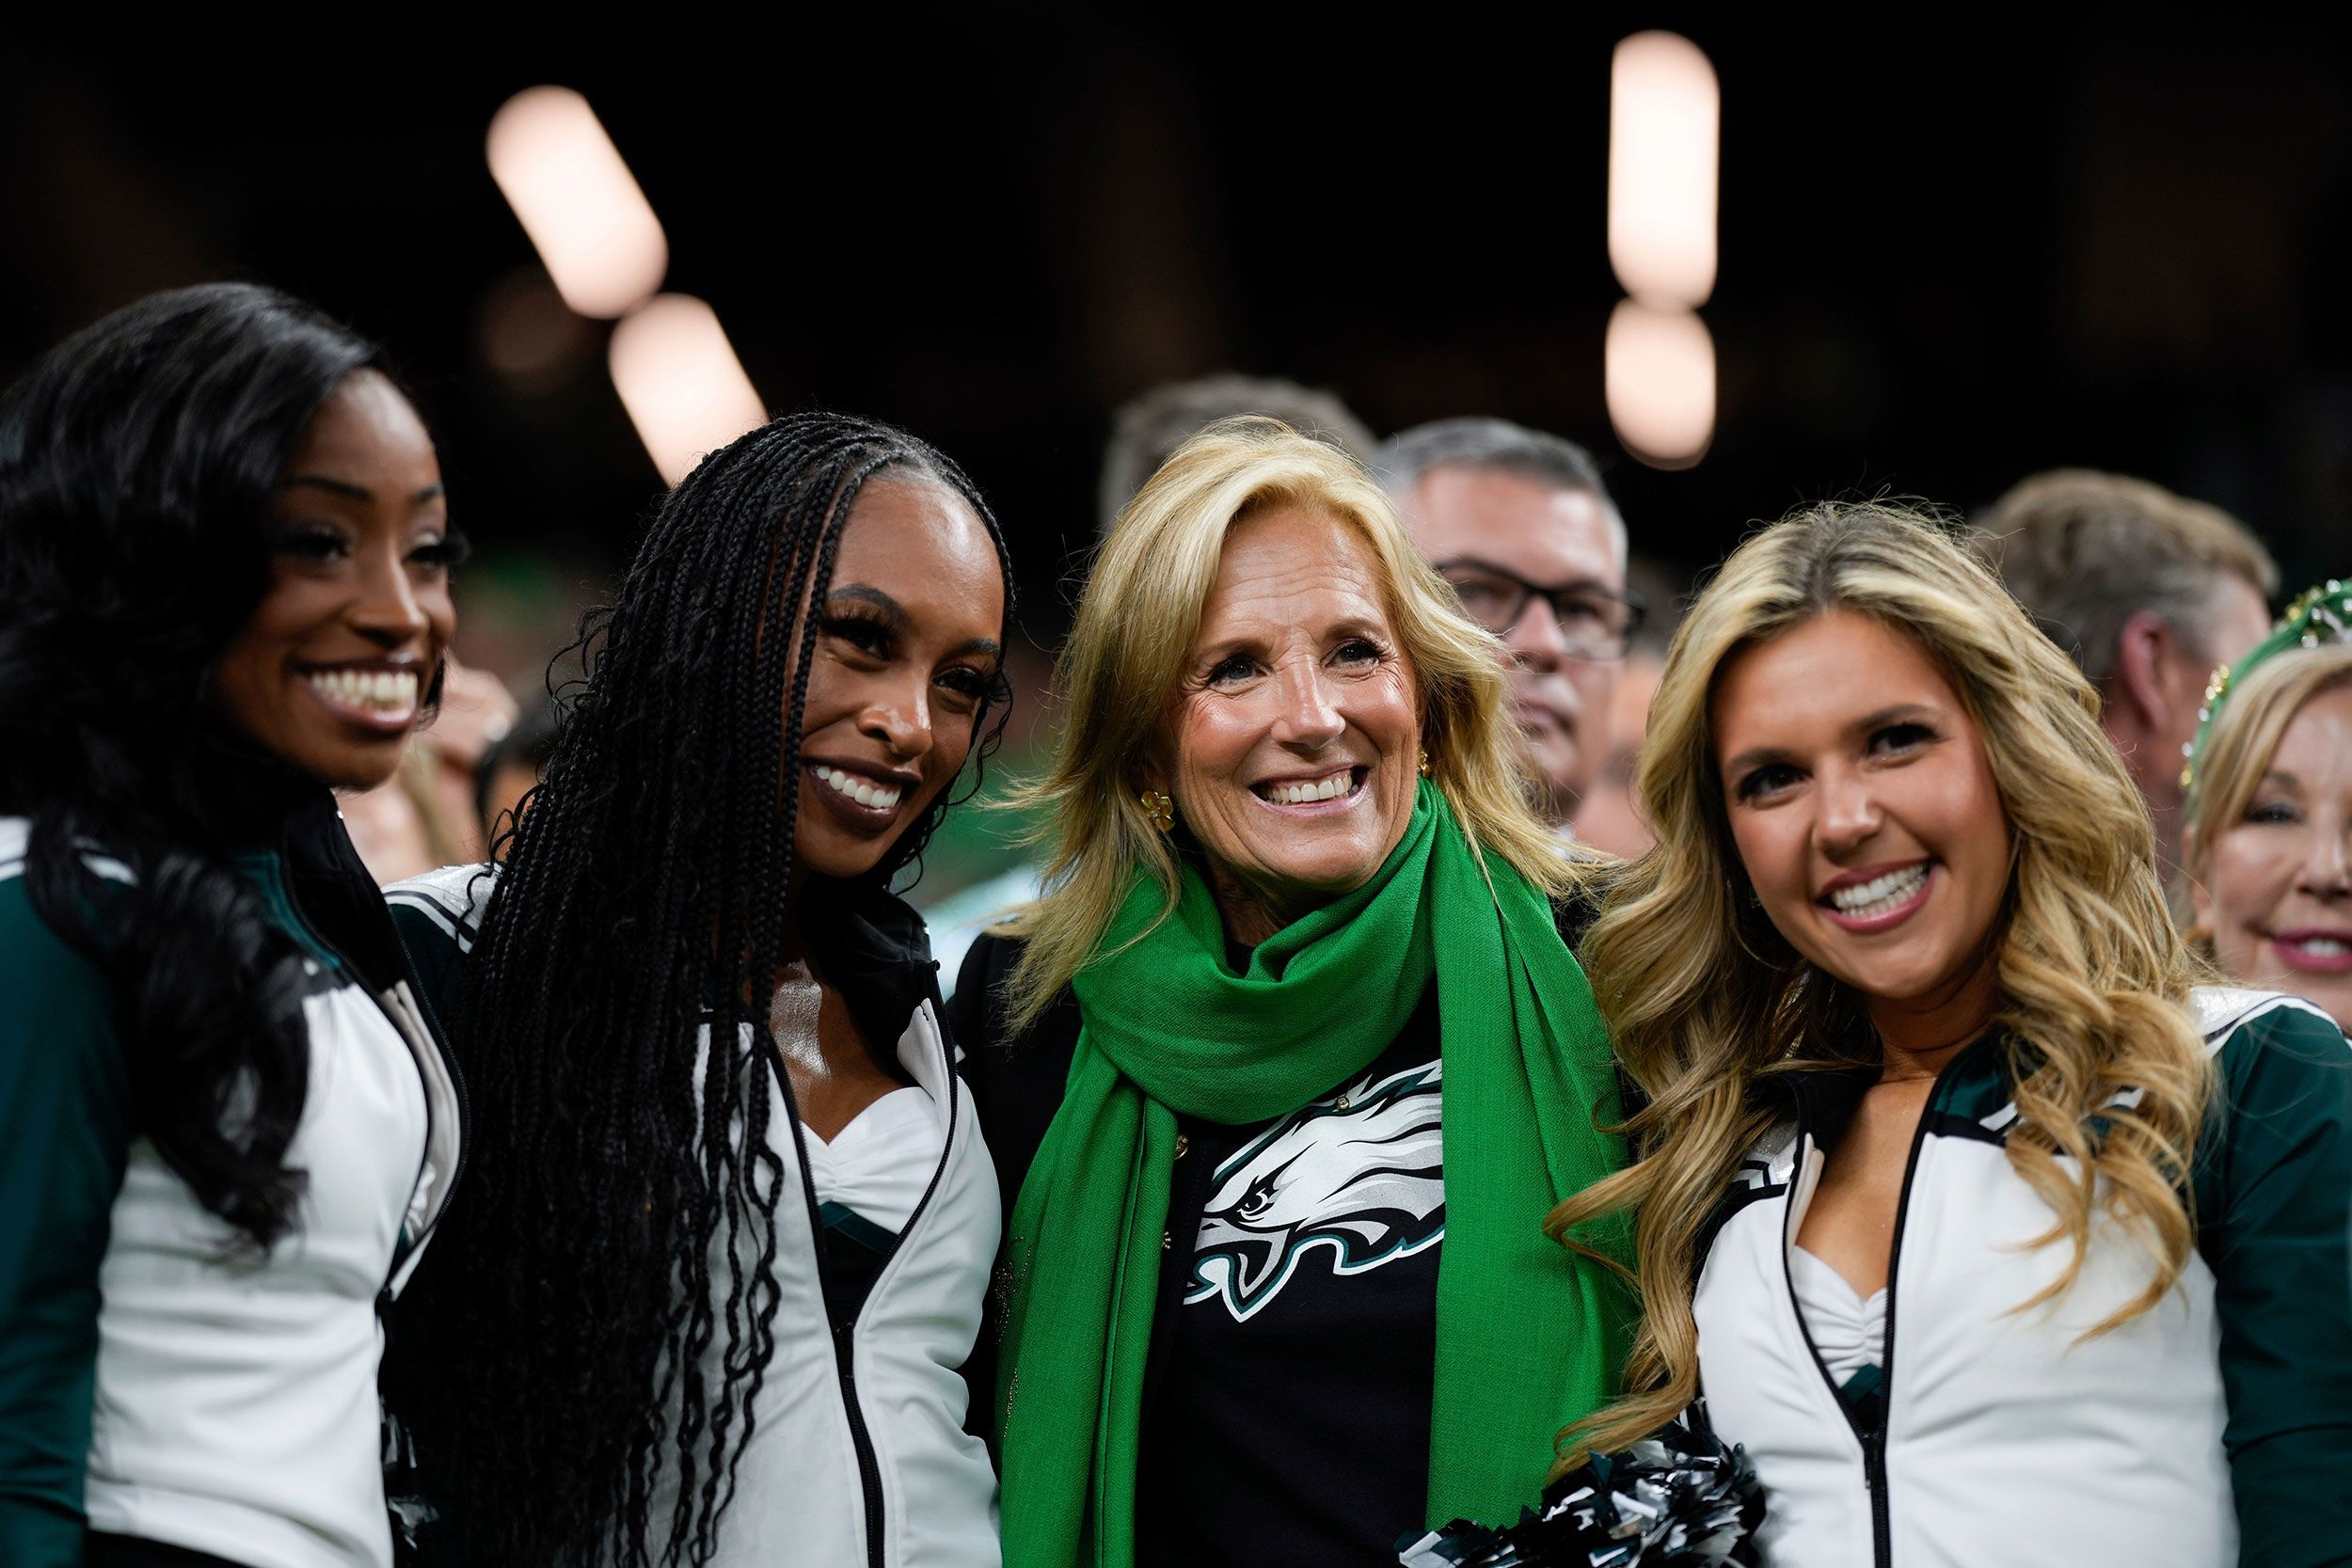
top-left (1398, 1402), bottom-right (1763, 1568)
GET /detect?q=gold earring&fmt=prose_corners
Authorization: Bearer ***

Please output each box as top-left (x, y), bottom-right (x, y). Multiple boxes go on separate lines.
top-left (1139, 789), bottom-right (1175, 832)
top-left (1418, 748), bottom-right (1432, 777)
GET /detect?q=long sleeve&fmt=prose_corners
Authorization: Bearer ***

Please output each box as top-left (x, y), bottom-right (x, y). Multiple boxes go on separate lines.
top-left (0, 875), bottom-right (133, 1568)
top-left (2195, 997), bottom-right (2352, 1568)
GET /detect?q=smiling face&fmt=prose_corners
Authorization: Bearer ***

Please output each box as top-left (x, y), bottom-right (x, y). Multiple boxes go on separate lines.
top-left (789, 475), bottom-right (1005, 882)
top-left (2195, 683), bottom-right (2352, 1028)
top-left (210, 369), bottom-right (457, 791)
top-left (1713, 610), bottom-right (2012, 1045)
top-left (1158, 505), bottom-right (1421, 944)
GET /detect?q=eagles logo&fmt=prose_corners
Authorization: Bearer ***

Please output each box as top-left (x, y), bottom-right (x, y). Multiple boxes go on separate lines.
top-left (1184, 1059), bottom-right (1445, 1323)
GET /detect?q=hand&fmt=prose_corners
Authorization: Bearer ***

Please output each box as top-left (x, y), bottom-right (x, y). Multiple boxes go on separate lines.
top-left (421, 660), bottom-right (519, 770)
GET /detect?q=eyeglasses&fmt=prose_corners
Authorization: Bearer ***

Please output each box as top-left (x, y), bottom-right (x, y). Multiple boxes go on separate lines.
top-left (1435, 559), bottom-right (1647, 660)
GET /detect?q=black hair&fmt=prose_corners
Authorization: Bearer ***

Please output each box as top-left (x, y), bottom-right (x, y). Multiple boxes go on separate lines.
top-left (391, 411), bottom-right (1015, 1567)
top-left (471, 692), bottom-right (562, 840)
top-left (0, 282), bottom-right (401, 1247)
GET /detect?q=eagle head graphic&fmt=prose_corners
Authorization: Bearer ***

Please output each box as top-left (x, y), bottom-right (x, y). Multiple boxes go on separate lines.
top-left (1184, 1062), bottom-right (1445, 1321)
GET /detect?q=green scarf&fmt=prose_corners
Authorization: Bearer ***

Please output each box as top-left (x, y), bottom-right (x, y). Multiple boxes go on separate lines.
top-left (994, 781), bottom-right (1633, 1566)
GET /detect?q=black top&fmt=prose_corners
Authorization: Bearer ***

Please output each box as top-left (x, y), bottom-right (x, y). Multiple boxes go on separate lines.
top-left (946, 877), bottom-right (1611, 1565)
top-left (1136, 987), bottom-right (1445, 1564)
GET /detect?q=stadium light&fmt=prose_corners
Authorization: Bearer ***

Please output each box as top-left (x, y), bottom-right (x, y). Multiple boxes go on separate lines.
top-left (608, 294), bottom-right (768, 485)
top-left (1605, 299), bottom-right (1715, 469)
top-left (487, 87), bottom-right (669, 320)
top-left (1608, 31), bottom-right (1719, 309)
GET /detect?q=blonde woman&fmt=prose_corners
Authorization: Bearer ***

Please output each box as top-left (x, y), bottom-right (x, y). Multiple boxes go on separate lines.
top-left (948, 420), bottom-right (1632, 1566)
top-left (2178, 584), bottom-right (2352, 1033)
top-left (1549, 502), bottom-right (2352, 1567)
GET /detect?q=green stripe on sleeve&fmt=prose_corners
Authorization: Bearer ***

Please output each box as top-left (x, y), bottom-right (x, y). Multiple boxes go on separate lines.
top-left (0, 877), bottom-right (133, 1566)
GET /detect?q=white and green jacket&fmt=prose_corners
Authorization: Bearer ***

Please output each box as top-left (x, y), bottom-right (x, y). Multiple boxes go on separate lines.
top-left (0, 805), bottom-right (465, 1568)
top-left (385, 864), bottom-right (1002, 1568)
top-left (1694, 987), bottom-right (2352, 1568)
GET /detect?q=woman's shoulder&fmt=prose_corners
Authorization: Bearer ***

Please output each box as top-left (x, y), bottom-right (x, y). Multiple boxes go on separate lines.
top-left (955, 925), bottom-right (1024, 982)
top-left (946, 927), bottom-right (1078, 1198)
top-left (0, 815), bottom-right (131, 981)
top-left (0, 816), bottom-right (133, 1136)
top-left (384, 863), bottom-right (498, 1024)
top-left (948, 928), bottom-right (1068, 1053)
top-left (2194, 985), bottom-right (2350, 1083)
top-left (2192, 985), bottom-right (2352, 1126)
top-left (386, 863), bottom-right (497, 944)
top-left (2187, 986), bottom-right (2352, 1235)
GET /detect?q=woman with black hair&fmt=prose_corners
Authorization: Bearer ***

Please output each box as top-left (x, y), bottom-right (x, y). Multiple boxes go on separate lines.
top-left (382, 411), bottom-right (1016, 1568)
top-left (0, 284), bottom-right (469, 1568)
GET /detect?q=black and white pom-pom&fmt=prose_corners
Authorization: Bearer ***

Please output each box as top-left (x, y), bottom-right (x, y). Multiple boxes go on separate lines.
top-left (1398, 1402), bottom-right (1764, 1568)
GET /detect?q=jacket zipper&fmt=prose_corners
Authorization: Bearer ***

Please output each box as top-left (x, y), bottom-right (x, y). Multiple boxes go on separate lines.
top-left (768, 1000), bottom-right (961, 1568)
top-left (274, 849), bottom-right (469, 1305)
top-left (384, 922), bottom-right (471, 1289)
top-left (1779, 1056), bottom-right (1961, 1568)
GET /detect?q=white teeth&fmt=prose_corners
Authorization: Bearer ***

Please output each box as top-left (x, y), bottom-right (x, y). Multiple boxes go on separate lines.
top-left (307, 669), bottom-right (417, 713)
top-left (2290, 936), bottom-right (2351, 957)
top-left (813, 765), bottom-right (902, 811)
top-left (1828, 863), bottom-right (1929, 918)
top-left (1266, 769), bottom-right (1358, 806)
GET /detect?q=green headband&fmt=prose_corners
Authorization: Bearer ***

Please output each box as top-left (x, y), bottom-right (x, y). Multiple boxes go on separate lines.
top-left (2181, 578), bottom-right (2352, 806)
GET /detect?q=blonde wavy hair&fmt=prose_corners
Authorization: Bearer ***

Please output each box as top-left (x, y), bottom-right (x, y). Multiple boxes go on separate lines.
top-left (997, 417), bottom-right (1580, 1031)
top-left (1548, 500), bottom-right (2214, 1462)
top-left (2179, 643), bottom-right (2352, 939)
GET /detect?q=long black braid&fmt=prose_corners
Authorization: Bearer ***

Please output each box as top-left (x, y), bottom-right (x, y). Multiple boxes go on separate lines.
top-left (389, 411), bottom-right (1014, 1567)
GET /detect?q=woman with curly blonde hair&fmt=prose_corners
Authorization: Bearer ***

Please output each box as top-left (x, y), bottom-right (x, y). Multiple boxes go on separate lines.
top-left (952, 419), bottom-right (1633, 1566)
top-left (2176, 582), bottom-right (2352, 1035)
top-left (1549, 501), bottom-right (2352, 1566)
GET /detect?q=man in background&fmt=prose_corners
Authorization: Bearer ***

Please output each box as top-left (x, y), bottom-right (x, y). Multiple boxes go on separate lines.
top-left (1376, 417), bottom-right (1638, 833)
top-left (1097, 372), bottom-right (1376, 532)
top-left (1567, 555), bottom-right (1681, 860)
top-left (1974, 468), bottom-right (2277, 869)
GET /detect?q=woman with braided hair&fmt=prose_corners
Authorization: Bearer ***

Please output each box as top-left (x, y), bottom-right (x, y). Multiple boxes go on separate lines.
top-left (382, 411), bottom-right (1015, 1568)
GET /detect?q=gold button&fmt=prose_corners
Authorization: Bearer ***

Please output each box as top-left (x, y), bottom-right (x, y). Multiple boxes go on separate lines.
top-left (1174, 1133), bottom-right (1190, 1159)
top-left (1334, 1095), bottom-right (1352, 1113)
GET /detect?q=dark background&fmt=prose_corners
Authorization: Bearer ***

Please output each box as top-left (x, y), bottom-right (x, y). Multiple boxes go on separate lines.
top-left (6, 14), bottom-right (2348, 673)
